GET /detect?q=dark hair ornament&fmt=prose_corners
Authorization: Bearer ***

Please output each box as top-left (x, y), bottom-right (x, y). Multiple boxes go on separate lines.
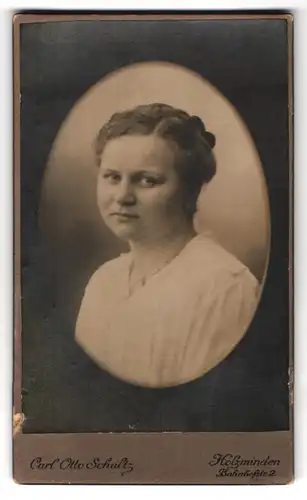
top-left (188, 115), bottom-right (216, 150)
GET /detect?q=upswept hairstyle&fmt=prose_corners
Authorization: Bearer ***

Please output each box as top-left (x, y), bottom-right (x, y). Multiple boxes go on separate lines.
top-left (94, 103), bottom-right (217, 217)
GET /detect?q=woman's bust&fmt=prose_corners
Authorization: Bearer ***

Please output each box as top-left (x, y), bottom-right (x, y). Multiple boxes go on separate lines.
top-left (75, 103), bottom-right (259, 387)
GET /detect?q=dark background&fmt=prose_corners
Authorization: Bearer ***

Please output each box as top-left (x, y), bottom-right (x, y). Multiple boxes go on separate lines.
top-left (19, 16), bottom-right (291, 433)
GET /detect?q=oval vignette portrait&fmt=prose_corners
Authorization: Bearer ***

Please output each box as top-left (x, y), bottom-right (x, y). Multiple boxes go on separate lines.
top-left (39, 62), bottom-right (270, 389)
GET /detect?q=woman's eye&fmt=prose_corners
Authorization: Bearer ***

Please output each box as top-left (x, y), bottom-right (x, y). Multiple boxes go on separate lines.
top-left (103, 172), bottom-right (121, 184)
top-left (139, 177), bottom-right (158, 187)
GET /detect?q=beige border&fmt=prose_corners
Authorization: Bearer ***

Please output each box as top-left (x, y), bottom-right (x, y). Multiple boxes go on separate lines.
top-left (14, 431), bottom-right (293, 485)
top-left (13, 12), bottom-right (294, 485)
top-left (13, 13), bottom-right (22, 416)
top-left (13, 13), bottom-right (293, 23)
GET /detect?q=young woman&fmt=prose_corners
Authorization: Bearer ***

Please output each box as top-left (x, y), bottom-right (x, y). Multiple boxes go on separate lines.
top-left (75, 103), bottom-right (259, 387)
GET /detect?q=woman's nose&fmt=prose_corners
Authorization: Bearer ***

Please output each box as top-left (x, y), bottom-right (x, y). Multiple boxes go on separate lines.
top-left (115, 180), bottom-right (136, 205)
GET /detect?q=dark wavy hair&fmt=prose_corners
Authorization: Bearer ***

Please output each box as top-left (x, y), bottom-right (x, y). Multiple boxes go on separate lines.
top-left (94, 103), bottom-right (217, 217)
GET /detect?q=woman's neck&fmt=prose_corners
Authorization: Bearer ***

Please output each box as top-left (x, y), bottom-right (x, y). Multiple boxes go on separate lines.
top-left (129, 225), bottom-right (196, 280)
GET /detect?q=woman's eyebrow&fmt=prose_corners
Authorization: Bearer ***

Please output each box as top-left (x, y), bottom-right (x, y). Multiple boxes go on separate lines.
top-left (101, 167), bottom-right (120, 173)
top-left (133, 170), bottom-right (165, 178)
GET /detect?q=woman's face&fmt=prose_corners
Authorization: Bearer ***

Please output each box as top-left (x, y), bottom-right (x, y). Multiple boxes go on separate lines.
top-left (97, 134), bottom-right (187, 243)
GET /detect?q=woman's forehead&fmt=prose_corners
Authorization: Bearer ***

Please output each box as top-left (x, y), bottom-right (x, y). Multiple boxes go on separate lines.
top-left (100, 134), bottom-right (177, 172)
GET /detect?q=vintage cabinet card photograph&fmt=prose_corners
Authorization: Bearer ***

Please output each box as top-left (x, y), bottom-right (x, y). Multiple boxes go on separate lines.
top-left (13, 12), bottom-right (293, 484)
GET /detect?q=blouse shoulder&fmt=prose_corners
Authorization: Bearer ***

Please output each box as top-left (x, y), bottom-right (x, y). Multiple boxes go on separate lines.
top-left (84, 252), bottom-right (130, 293)
top-left (185, 234), bottom-right (259, 294)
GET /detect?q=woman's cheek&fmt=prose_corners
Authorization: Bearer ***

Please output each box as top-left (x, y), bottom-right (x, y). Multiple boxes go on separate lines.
top-left (144, 184), bottom-right (178, 204)
top-left (154, 187), bottom-right (184, 214)
top-left (140, 192), bottom-right (168, 214)
top-left (97, 182), bottom-right (111, 210)
top-left (145, 198), bottom-right (180, 223)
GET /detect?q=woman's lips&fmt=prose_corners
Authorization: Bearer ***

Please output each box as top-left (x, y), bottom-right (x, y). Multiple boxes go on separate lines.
top-left (110, 212), bottom-right (139, 220)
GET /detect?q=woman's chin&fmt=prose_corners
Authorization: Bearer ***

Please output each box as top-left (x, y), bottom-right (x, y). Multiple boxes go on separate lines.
top-left (108, 225), bottom-right (138, 242)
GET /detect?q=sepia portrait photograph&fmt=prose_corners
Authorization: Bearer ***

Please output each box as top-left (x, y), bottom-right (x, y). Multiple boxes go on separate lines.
top-left (13, 12), bottom-right (293, 484)
top-left (45, 62), bottom-right (267, 389)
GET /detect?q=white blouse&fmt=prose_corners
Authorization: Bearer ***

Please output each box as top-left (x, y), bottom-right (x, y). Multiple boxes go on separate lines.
top-left (75, 233), bottom-right (259, 387)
